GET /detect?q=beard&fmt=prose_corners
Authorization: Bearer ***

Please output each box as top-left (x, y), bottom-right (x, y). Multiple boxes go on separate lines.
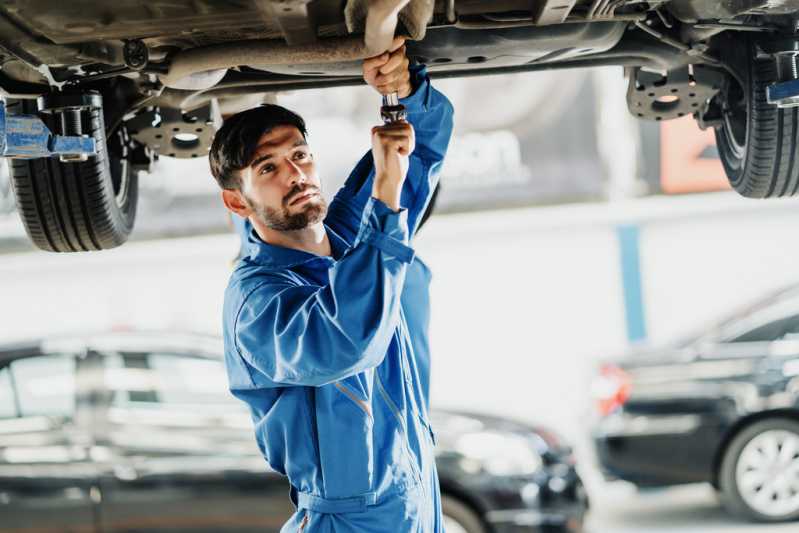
top-left (246, 184), bottom-right (327, 231)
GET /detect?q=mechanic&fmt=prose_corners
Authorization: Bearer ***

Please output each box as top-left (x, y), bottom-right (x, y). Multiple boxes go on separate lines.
top-left (228, 191), bottom-right (437, 402)
top-left (209, 37), bottom-right (453, 532)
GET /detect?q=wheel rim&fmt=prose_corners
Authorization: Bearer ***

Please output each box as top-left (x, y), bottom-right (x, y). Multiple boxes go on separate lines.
top-left (443, 515), bottom-right (470, 533)
top-left (722, 95), bottom-right (747, 162)
top-left (109, 128), bottom-right (130, 209)
top-left (735, 429), bottom-right (799, 517)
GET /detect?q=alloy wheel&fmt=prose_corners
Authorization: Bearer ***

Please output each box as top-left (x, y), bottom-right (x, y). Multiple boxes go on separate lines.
top-left (735, 429), bottom-right (799, 517)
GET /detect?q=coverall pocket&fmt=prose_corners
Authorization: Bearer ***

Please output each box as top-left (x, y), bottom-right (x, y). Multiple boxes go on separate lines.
top-left (315, 376), bottom-right (375, 498)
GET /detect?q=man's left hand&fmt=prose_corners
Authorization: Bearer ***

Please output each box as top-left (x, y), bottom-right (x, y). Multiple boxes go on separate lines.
top-left (363, 37), bottom-right (412, 99)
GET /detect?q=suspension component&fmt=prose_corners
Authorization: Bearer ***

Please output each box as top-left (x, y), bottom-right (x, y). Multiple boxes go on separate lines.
top-left (0, 100), bottom-right (96, 161)
top-left (762, 38), bottom-right (799, 108)
top-left (37, 93), bottom-right (101, 162)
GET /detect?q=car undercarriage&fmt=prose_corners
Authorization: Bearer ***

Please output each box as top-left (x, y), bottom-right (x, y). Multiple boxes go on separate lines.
top-left (2, 0), bottom-right (799, 252)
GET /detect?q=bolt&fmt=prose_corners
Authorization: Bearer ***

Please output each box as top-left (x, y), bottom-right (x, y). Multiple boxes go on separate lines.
top-left (60, 109), bottom-right (82, 136)
top-left (775, 52), bottom-right (799, 82)
top-left (123, 39), bottom-right (148, 70)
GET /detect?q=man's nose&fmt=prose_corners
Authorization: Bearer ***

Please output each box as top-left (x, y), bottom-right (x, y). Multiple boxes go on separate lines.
top-left (286, 158), bottom-right (306, 186)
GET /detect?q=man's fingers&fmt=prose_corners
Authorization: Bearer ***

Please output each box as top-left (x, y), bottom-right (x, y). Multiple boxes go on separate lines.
top-left (378, 137), bottom-right (410, 154)
top-left (378, 47), bottom-right (407, 75)
top-left (362, 52), bottom-right (389, 76)
top-left (388, 36), bottom-right (406, 53)
top-left (372, 124), bottom-right (415, 156)
top-left (374, 70), bottom-right (410, 95)
top-left (373, 122), bottom-right (413, 134)
top-left (374, 69), bottom-right (405, 88)
top-left (375, 83), bottom-right (411, 96)
top-left (363, 37), bottom-right (403, 72)
top-left (380, 70), bottom-right (409, 85)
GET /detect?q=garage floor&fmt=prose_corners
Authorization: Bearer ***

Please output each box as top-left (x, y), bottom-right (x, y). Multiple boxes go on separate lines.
top-left (585, 482), bottom-right (797, 532)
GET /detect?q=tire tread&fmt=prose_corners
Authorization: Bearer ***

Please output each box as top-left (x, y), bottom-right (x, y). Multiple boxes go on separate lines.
top-left (7, 98), bottom-right (137, 252)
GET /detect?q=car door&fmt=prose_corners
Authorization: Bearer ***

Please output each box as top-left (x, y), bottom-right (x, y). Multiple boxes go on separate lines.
top-left (0, 352), bottom-right (98, 533)
top-left (698, 311), bottom-right (799, 405)
top-left (761, 314), bottom-right (799, 400)
top-left (94, 349), bottom-right (292, 532)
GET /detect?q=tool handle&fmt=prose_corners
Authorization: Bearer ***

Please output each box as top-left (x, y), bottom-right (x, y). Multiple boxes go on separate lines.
top-left (381, 92), bottom-right (406, 124)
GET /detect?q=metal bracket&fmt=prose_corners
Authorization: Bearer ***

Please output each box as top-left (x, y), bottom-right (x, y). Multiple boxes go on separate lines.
top-left (768, 79), bottom-right (799, 108)
top-left (758, 37), bottom-right (799, 108)
top-left (627, 65), bottom-right (725, 121)
top-left (0, 101), bottom-right (96, 160)
top-left (767, 49), bottom-right (799, 108)
top-left (127, 100), bottom-right (221, 159)
top-left (533, 0), bottom-right (577, 25)
top-left (256, 0), bottom-right (317, 46)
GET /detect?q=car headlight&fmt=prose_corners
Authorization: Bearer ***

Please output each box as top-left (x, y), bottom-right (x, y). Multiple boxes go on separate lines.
top-left (454, 431), bottom-right (543, 476)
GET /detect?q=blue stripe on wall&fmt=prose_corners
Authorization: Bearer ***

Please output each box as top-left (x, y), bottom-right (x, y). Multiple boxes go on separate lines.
top-left (616, 224), bottom-right (647, 343)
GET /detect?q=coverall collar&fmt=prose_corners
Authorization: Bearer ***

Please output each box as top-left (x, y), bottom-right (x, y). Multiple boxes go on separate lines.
top-left (245, 223), bottom-right (349, 269)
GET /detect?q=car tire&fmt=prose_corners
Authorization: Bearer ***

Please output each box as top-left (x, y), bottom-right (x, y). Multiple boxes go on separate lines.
top-left (714, 36), bottom-right (799, 198)
top-left (6, 97), bottom-right (138, 252)
top-left (719, 418), bottom-right (799, 522)
top-left (441, 495), bottom-right (486, 533)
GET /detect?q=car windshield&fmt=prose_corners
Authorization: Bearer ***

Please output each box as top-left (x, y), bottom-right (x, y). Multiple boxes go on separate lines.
top-left (673, 284), bottom-right (799, 347)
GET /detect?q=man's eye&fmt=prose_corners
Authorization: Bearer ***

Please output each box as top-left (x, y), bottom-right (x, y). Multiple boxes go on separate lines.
top-left (294, 151), bottom-right (308, 160)
top-left (259, 164), bottom-right (275, 174)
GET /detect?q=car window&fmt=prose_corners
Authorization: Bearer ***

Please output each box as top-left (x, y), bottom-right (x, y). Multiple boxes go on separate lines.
top-left (679, 290), bottom-right (799, 347)
top-left (728, 314), bottom-right (799, 343)
top-left (105, 352), bottom-right (232, 408)
top-left (0, 367), bottom-right (16, 418)
top-left (3, 355), bottom-right (76, 418)
top-left (779, 315), bottom-right (799, 341)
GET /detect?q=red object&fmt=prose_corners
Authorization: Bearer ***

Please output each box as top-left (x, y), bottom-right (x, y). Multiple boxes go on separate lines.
top-left (595, 364), bottom-right (632, 417)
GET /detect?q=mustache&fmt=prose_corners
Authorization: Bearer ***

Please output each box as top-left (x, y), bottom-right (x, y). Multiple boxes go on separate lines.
top-left (284, 184), bottom-right (320, 206)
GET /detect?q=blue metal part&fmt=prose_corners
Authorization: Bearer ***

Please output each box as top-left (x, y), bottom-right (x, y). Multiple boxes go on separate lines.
top-left (767, 79), bottom-right (799, 108)
top-left (0, 101), bottom-right (96, 159)
top-left (617, 224), bottom-right (648, 343)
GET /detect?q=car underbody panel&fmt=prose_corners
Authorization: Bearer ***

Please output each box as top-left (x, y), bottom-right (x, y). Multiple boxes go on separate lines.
top-left (4, 0), bottom-right (799, 252)
top-left (1, 1), bottom-right (796, 93)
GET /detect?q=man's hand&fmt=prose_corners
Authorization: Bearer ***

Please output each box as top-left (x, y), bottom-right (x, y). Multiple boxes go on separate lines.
top-left (371, 121), bottom-right (415, 211)
top-left (363, 36), bottom-right (412, 99)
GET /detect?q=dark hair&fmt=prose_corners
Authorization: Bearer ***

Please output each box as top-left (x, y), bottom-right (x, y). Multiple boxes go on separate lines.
top-left (209, 104), bottom-right (308, 190)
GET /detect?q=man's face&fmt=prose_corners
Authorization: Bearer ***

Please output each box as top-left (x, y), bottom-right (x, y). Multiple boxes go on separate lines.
top-left (239, 125), bottom-right (326, 231)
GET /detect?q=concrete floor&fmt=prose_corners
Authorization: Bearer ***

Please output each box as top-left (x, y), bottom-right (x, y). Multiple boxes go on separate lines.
top-left (584, 482), bottom-right (797, 533)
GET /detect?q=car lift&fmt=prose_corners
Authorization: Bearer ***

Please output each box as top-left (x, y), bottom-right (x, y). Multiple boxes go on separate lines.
top-left (0, 99), bottom-right (96, 161)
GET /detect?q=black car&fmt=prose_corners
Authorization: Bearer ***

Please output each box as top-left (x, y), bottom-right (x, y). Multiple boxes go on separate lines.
top-left (3, 1), bottom-right (799, 253)
top-left (0, 331), bottom-right (587, 533)
top-left (592, 283), bottom-right (799, 523)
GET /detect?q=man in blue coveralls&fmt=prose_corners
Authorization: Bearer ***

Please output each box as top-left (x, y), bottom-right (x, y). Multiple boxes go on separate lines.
top-left (209, 37), bottom-right (453, 532)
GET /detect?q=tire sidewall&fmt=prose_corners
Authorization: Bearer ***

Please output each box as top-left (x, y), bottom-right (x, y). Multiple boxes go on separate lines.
top-left (6, 97), bottom-right (137, 251)
top-left (713, 34), bottom-right (799, 198)
top-left (715, 38), bottom-right (753, 192)
top-left (719, 417), bottom-right (799, 522)
top-left (441, 495), bottom-right (487, 533)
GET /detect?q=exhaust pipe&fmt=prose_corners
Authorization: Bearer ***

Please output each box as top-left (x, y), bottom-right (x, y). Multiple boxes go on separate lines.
top-left (161, 0), bottom-right (432, 90)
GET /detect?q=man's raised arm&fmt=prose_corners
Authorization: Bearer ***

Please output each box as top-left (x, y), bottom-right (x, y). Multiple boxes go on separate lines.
top-left (327, 41), bottom-right (454, 242)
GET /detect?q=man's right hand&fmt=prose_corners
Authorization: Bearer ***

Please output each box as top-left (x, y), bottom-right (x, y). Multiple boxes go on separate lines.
top-left (371, 121), bottom-right (415, 212)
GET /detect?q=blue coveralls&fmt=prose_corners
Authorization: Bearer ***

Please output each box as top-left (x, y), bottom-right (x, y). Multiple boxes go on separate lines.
top-left (222, 66), bottom-right (453, 532)
top-left (231, 215), bottom-right (434, 403)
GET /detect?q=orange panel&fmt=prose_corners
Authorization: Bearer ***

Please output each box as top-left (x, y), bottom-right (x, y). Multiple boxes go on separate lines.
top-left (660, 115), bottom-right (730, 194)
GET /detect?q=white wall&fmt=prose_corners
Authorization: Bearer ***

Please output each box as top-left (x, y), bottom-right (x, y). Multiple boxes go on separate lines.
top-left (2, 192), bottom-right (799, 444)
top-left (414, 192), bottom-right (799, 440)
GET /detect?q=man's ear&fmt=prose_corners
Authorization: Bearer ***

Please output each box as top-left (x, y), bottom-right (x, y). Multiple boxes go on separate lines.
top-left (221, 188), bottom-right (251, 218)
